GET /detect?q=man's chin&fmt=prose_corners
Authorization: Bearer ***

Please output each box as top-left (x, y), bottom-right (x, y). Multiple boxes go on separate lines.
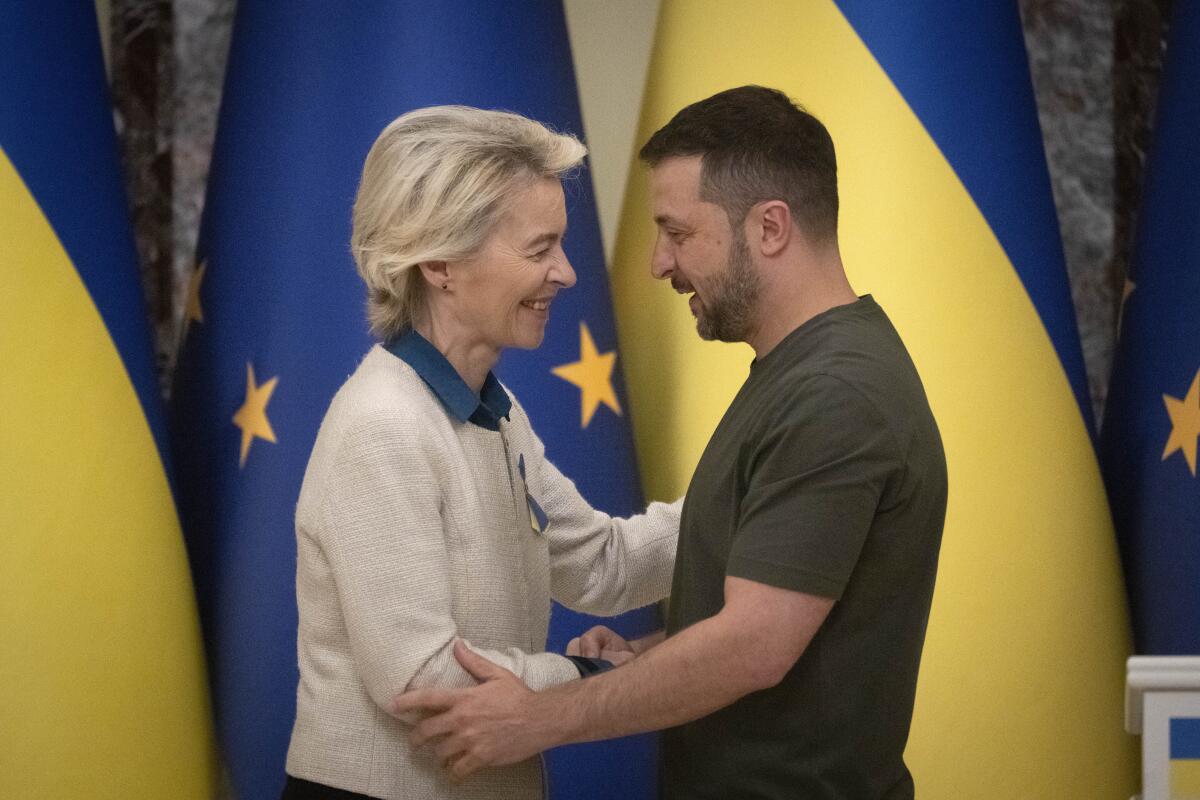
top-left (696, 316), bottom-right (745, 343)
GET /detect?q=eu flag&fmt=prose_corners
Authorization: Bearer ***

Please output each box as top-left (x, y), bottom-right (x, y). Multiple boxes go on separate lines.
top-left (169, 3), bottom-right (656, 799)
top-left (1100, 2), bottom-right (1200, 655)
top-left (0, 4), bottom-right (215, 797)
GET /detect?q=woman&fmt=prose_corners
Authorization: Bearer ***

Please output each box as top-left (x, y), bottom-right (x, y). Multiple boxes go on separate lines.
top-left (282, 106), bottom-right (680, 800)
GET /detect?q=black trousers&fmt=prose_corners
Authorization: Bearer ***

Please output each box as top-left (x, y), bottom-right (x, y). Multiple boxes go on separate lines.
top-left (281, 775), bottom-right (380, 800)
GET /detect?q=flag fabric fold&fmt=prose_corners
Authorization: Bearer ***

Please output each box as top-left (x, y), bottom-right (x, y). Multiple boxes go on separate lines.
top-left (170, 3), bottom-right (655, 798)
top-left (1100, 2), bottom-right (1200, 656)
top-left (0, 5), bottom-right (215, 797)
top-left (610, 2), bottom-right (1134, 795)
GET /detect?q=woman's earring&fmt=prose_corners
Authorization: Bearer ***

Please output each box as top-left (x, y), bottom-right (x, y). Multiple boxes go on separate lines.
top-left (442, 282), bottom-right (448, 291)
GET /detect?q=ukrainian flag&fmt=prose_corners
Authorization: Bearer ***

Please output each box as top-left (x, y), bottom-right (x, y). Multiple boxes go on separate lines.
top-left (0, 5), bottom-right (215, 798)
top-left (1172, 718), bottom-right (1200, 799)
top-left (1100, 2), bottom-right (1200, 657)
top-left (170, 3), bottom-right (655, 798)
top-left (611, 2), bottom-right (1135, 794)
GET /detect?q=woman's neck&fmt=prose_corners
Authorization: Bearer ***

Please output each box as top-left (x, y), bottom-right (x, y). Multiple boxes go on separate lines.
top-left (413, 317), bottom-right (499, 394)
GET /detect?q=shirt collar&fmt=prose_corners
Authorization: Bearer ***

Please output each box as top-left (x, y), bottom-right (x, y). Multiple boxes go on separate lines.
top-left (384, 329), bottom-right (512, 430)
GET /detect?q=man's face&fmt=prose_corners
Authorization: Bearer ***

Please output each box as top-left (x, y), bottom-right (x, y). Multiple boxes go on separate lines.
top-left (649, 156), bottom-right (760, 342)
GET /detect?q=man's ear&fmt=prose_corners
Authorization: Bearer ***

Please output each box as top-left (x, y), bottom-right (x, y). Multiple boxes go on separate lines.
top-left (417, 260), bottom-right (451, 291)
top-left (754, 201), bottom-right (792, 257)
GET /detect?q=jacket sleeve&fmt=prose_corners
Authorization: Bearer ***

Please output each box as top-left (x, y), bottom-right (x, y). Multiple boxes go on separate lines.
top-left (302, 410), bottom-right (578, 716)
top-left (521, 424), bottom-right (681, 616)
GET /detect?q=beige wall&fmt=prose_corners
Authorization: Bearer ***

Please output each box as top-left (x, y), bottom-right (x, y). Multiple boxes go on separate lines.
top-left (564, 0), bottom-right (660, 261)
top-left (96, 0), bottom-right (111, 74)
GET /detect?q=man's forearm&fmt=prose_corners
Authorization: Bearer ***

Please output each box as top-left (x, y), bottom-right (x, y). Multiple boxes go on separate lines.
top-left (395, 577), bottom-right (831, 779)
top-left (533, 610), bottom-right (770, 747)
top-left (630, 629), bottom-right (665, 654)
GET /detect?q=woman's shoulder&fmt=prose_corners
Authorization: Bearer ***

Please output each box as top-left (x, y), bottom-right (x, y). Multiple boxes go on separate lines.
top-left (321, 345), bottom-right (448, 440)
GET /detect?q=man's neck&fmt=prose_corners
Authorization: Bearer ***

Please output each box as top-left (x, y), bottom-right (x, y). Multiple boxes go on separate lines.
top-left (745, 258), bottom-right (858, 359)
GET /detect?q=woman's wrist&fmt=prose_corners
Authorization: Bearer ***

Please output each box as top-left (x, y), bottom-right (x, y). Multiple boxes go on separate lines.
top-left (565, 654), bottom-right (614, 677)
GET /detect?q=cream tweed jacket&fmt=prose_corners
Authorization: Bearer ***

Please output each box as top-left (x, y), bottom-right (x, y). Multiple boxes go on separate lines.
top-left (285, 345), bottom-right (680, 799)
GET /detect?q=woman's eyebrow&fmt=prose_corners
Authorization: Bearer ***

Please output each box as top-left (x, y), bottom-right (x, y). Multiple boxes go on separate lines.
top-left (525, 229), bottom-right (565, 248)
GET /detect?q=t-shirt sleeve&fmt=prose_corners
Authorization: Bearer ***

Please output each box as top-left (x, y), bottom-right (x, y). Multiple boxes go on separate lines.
top-left (726, 373), bottom-right (898, 600)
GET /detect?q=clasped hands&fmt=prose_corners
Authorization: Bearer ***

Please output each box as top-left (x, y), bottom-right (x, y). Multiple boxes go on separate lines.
top-left (566, 623), bottom-right (638, 666)
top-left (389, 626), bottom-right (634, 781)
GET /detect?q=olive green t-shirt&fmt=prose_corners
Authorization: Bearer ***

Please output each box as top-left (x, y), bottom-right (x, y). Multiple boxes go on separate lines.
top-left (663, 296), bottom-right (947, 799)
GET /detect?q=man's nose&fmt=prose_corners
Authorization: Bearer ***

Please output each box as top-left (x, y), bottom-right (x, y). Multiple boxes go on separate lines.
top-left (650, 235), bottom-right (674, 281)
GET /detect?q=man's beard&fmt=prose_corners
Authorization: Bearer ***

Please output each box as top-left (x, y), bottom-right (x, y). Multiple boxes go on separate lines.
top-left (696, 231), bottom-right (761, 342)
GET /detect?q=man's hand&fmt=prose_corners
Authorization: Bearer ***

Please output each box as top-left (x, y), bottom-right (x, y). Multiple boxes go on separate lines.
top-left (390, 640), bottom-right (554, 781)
top-left (567, 625), bottom-right (634, 660)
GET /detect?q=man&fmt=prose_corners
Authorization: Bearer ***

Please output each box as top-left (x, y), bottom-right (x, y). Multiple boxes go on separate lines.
top-left (393, 85), bottom-right (947, 799)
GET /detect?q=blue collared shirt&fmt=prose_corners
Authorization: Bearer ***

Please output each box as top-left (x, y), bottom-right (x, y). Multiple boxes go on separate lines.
top-left (384, 329), bottom-right (512, 431)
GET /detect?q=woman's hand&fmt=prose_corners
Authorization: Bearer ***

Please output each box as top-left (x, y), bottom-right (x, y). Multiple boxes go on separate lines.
top-left (566, 625), bottom-right (634, 660)
top-left (598, 647), bottom-right (636, 667)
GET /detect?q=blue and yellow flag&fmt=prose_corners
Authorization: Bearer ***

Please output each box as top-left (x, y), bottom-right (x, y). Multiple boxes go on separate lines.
top-left (1100, 2), bottom-right (1200, 656)
top-left (169, 3), bottom-right (655, 798)
top-left (0, 5), bottom-right (216, 797)
top-left (611, 2), bottom-right (1134, 795)
top-left (1172, 718), bottom-right (1200, 797)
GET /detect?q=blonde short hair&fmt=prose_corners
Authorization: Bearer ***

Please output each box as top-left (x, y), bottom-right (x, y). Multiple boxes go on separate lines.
top-left (350, 105), bottom-right (587, 340)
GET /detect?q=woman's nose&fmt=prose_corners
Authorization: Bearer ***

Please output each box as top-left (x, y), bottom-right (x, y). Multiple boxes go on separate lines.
top-left (553, 251), bottom-right (577, 288)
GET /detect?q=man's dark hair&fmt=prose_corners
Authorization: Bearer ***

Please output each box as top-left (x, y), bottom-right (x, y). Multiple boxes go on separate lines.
top-left (639, 85), bottom-right (838, 243)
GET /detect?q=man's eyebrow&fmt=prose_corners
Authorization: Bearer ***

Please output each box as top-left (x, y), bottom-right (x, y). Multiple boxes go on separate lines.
top-left (654, 214), bottom-right (681, 227)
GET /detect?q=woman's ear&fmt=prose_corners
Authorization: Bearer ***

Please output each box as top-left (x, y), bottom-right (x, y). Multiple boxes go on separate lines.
top-left (416, 260), bottom-right (451, 292)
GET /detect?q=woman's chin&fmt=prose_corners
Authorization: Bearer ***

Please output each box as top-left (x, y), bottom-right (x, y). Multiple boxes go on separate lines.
top-left (509, 322), bottom-right (548, 350)
top-left (516, 331), bottom-right (547, 350)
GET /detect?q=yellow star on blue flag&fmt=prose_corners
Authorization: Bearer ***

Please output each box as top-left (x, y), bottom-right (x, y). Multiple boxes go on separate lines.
top-left (1162, 366), bottom-right (1200, 476)
top-left (551, 321), bottom-right (621, 428)
top-left (183, 260), bottom-right (206, 328)
top-left (232, 363), bottom-right (278, 467)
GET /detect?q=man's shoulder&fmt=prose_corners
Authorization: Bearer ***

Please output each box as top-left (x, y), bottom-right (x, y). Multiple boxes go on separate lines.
top-left (757, 320), bottom-right (941, 467)
top-left (784, 305), bottom-right (929, 413)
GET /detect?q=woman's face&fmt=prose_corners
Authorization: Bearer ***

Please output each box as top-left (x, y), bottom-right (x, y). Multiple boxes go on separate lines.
top-left (450, 177), bottom-right (576, 352)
